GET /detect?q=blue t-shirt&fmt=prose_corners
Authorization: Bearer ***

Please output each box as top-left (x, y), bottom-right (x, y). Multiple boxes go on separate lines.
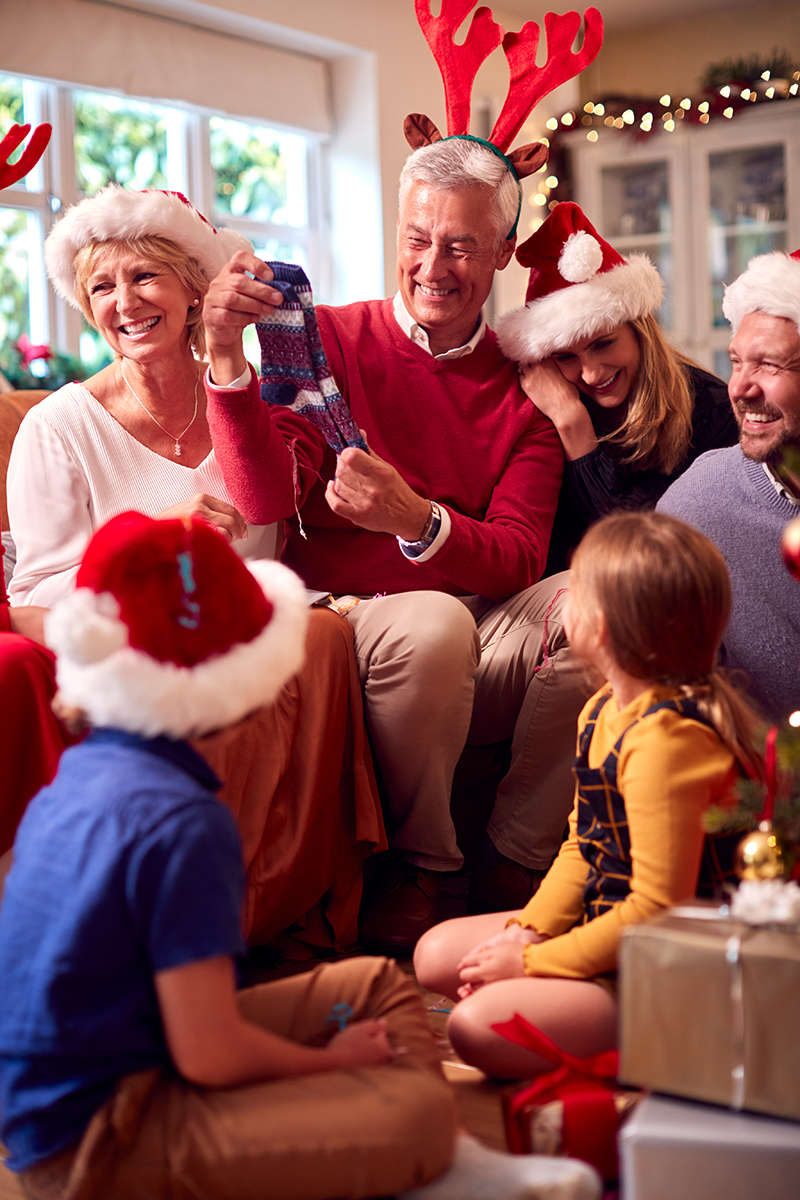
top-left (0, 729), bottom-right (246, 1172)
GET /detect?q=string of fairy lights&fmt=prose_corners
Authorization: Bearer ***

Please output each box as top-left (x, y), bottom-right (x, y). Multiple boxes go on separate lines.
top-left (525, 68), bottom-right (800, 217)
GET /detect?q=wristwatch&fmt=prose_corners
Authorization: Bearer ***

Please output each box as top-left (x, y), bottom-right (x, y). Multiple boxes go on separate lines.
top-left (398, 501), bottom-right (442, 559)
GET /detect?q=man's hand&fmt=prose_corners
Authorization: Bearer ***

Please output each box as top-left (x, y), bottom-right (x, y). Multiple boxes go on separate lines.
top-left (203, 252), bottom-right (284, 385)
top-left (8, 605), bottom-right (48, 647)
top-left (156, 494), bottom-right (248, 543)
top-left (325, 441), bottom-right (432, 540)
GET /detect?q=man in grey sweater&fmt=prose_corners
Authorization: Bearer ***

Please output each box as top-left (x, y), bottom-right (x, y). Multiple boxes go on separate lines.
top-left (658, 248), bottom-right (800, 722)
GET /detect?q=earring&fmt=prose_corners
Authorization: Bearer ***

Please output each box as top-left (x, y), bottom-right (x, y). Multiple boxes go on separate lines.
top-left (191, 298), bottom-right (200, 306)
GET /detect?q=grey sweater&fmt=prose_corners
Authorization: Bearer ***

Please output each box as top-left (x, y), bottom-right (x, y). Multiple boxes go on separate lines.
top-left (658, 446), bottom-right (800, 721)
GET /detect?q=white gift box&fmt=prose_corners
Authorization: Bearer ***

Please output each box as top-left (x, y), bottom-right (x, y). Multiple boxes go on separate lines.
top-left (619, 1094), bottom-right (800, 1200)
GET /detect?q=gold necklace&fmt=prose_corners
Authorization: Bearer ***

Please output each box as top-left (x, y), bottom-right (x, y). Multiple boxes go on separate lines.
top-left (120, 366), bottom-right (200, 458)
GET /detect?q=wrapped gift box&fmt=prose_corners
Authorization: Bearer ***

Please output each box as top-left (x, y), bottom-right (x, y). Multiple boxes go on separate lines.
top-left (502, 1086), bottom-right (640, 1181)
top-left (619, 1094), bottom-right (800, 1200)
top-left (618, 904), bottom-right (800, 1120)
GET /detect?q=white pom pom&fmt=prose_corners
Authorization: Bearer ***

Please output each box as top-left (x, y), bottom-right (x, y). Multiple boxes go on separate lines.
top-left (559, 231), bottom-right (603, 284)
top-left (45, 589), bottom-right (128, 665)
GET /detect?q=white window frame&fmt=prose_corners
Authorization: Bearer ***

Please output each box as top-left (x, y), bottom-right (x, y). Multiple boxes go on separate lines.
top-left (1, 71), bottom-right (327, 362)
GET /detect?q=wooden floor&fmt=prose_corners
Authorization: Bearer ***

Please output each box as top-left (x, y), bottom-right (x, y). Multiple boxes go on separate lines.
top-left (396, 957), bottom-right (508, 1151)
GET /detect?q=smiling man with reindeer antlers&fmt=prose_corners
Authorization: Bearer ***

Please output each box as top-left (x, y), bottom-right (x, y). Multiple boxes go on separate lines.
top-left (206, 2), bottom-right (604, 952)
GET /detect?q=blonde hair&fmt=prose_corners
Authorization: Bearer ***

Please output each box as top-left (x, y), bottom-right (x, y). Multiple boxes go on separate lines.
top-left (599, 313), bottom-right (695, 474)
top-left (570, 511), bottom-right (763, 780)
top-left (73, 235), bottom-right (209, 358)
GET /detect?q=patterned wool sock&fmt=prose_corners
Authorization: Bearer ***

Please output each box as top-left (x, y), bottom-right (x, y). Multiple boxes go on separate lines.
top-left (256, 262), bottom-right (368, 454)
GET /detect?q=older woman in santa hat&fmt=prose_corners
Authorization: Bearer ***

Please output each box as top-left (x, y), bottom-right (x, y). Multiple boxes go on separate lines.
top-left (496, 202), bottom-right (738, 572)
top-left (5, 184), bottom-right (384, 954)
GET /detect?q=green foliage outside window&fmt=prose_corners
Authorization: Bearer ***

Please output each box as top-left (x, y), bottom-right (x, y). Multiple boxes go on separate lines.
top-left (74, 91), bottom-right (169, 195)
top-left (0, 77), bottom-right (30, 359)
top-left (211, 116), bottom-right (292, 223)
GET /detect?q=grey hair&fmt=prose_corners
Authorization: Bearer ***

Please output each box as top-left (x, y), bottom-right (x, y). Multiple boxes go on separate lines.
top-left (398, 138), bottom-right (521, 245)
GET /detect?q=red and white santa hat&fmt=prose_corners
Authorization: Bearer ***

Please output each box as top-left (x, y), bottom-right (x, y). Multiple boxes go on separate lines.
top-left (45, 185), bottom-right (252, 307)
top-left (45, 511), bottom-right (308, 740)
top-left (722, 248), bottom-right (800, 335)
top-left (496, 201), bottom-right (664, 363)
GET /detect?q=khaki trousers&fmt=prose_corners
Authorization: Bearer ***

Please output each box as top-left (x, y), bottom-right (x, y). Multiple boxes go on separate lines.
top-left (16, 958), bottom-right (456, 1200)
top-left (346, 572), bottom-right (586, 872)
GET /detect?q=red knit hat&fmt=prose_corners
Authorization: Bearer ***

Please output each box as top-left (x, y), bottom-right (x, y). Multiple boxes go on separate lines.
top-left (45, 512), bottom-right (308, 739)
top-left (496, 201), bottom-right (664, 363)
top-left (722, 248), bottom-right (800, 335)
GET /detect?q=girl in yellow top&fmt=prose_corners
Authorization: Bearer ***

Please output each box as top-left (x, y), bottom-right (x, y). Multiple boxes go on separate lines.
top-left (414, 511), bottom-right (762, 1079)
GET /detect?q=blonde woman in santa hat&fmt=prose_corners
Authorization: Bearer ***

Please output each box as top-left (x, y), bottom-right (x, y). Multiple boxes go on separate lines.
top-left (496, 202), bottom-right (738, 572)
top-left (5, 186), bottom-right (384, 953)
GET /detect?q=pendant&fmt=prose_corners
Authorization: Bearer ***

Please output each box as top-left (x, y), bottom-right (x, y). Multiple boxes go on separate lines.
top-left (174, 442), bottom-right (182, 457)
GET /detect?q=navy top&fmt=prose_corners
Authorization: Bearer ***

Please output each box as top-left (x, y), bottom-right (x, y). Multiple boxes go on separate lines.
top-left (0, 729), bottom-right (246, 1172)
top-left (574, 692), bottom-right (713, 920)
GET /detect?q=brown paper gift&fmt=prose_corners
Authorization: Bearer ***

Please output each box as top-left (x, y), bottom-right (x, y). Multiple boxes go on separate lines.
top-left (618, 903), bottom-right (800, 1121)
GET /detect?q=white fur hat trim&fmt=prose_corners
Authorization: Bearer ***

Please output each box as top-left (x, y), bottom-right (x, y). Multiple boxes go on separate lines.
top-left (46, 559), bottom-right (309, 740)
top-left (45, 185), bottom-right (253, 307)
top-left (496, 253), bottom-right (664, 364)
top-left (722, 251), bottom-right (800, 334)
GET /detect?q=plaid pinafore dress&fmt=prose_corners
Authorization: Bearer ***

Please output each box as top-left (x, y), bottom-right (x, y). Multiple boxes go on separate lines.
top-left (574, 691), bottom-right (735, 922)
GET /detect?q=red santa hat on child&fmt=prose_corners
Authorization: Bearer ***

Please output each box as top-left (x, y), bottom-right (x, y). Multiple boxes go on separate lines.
top-left (495, 201), bottom-right (664, 363)
top-left (45, 186), bottom-right (252, 307)
top-left (722, 248), bottom-right (800, 335)
top-left (45, 512), bottom-right (308, 740)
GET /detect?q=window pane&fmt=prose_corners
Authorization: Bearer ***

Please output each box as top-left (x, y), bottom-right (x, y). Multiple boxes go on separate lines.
top-left (0, 73), bottom-right (36, 195)
top-left (0, 207), bottom-right (31, 359)
top-left (74, 91), bottom-right (169, 195)
top-left (210, 116), bottom-right (305, 225)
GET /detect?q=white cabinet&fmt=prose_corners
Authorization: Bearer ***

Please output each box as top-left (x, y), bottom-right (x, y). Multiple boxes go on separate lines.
top-left (569, 105), bottom-right (800, 377)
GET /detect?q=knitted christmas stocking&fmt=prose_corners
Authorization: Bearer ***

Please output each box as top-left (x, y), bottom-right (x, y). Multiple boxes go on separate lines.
top-left (256, 262), bottom-right (368, 454)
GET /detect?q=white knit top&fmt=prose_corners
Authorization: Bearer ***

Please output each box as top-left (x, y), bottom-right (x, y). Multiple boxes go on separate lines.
top-left (7, 383), bottom-right (278, 607)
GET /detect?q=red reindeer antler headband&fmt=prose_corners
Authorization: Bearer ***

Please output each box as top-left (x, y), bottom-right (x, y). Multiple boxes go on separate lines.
top-left (0, 123), bottom-right (52, 190)
top-left (406, 2), bottom-right (604, 229)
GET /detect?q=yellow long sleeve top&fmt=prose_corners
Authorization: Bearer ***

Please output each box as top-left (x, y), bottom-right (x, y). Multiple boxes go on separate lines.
top-left (516, 683), bottom-right (739, 980)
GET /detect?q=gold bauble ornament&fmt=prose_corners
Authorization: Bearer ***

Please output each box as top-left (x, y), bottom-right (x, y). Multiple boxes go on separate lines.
top-left (734, 820), bottom-right (785, 881)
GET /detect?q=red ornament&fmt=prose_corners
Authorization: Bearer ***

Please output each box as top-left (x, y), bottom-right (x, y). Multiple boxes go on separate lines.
top-left (781, 515), bottom-right (800, 581)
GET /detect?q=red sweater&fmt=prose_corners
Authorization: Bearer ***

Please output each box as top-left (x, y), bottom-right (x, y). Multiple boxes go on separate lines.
top-left (207, 298), bottom-right (563, 601)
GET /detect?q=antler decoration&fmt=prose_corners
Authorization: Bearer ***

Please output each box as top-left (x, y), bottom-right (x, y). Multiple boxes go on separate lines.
top-left (491, 9), bottom-right (604, 152)
top-left (414, 0), bottom-right (503, 138)
top-left (405, 5), bottom-right (604, 182)
top-left (0, 123), bottom-right (52, 190)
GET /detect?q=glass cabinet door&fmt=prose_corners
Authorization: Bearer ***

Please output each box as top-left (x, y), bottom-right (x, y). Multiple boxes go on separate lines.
top-left (601, 161), bottom-right (674, 330)
top-left (708, 143), bottom-right (787, 333)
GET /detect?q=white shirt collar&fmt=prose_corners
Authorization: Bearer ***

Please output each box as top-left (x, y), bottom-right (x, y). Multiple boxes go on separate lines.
top-left (392, 293), bottom-right (486, 360)
top-left (763, 462), bottom-right (800, 506)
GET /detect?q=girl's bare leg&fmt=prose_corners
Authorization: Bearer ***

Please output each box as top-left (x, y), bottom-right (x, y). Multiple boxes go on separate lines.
top-left (413, 911), bottom-right (521, 999)
top-left (447, 976), bottom-right (617, 1079)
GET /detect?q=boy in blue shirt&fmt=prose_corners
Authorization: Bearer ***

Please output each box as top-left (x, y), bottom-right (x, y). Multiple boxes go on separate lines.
top-left (0, 511), bottom-right (456, 1199)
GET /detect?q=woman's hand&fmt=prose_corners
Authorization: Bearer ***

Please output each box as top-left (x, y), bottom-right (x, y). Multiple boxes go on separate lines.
top-left (519, 359), bottom-right (597, 461)
top-left (327, 1019), bottom-right (393, 1067)
top-left (456, 940), bottom-right (528, 998)
top-left (8, 605), bottom-right (49, 647)
top-left (156, 494), bottom-right (248, 543)
top-left (203, 252), bottom-right (284, 386)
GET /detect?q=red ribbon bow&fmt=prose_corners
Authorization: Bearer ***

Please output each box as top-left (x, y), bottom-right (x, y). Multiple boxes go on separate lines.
top-left (493, 1013), bottom-right (621, 1179)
